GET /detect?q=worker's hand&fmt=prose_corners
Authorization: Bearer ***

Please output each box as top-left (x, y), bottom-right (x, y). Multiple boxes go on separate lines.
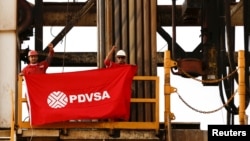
top-left (111, 45), bottom-right (117, 52)
top-left (47, 43), bottom-right (54, 57)
top-left (19, 72), bottom-right (24, 76)
top-left (48, 43), bottom-right (54, 51)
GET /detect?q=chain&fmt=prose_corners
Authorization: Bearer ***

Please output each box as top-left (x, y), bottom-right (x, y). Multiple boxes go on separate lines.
top-left (174, 68), bottom-right (238, 114)
top-left (176, 89), bottom-right (237, 114)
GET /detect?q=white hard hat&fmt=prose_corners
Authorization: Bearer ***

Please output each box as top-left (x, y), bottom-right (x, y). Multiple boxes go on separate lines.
top-left (116, 50), bottom-right (126, 56)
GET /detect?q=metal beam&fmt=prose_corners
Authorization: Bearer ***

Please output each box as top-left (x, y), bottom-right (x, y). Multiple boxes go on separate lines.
top-left (41, 2), bottom-right (242, 27)
top-left (43, 2), bottom-right (97, 26)
top-left (42, 2), bottom-right (200, 26)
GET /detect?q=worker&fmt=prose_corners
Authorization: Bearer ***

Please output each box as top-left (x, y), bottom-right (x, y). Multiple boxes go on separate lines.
top-left (19, 43), bottom-right (54, 76)
top-left (19, 43), bottom-right (54, 121)
top-left (104, 45), bottom-right (127, 68)
top-left (104, 45), bottom-right (129, 138)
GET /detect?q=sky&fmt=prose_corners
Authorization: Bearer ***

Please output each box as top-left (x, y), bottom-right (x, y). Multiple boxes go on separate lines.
top-left (22, 0), bottom-right (249, 130)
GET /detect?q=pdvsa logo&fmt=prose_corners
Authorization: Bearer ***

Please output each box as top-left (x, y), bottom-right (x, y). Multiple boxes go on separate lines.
top-left (47, 91), bottom-right (68, 108)
top-left (47, 91), bottom-right (111, 109)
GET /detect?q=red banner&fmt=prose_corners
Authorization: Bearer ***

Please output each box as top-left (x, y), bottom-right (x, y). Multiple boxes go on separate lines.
top-left (24, 65), bottom-right (137, 126)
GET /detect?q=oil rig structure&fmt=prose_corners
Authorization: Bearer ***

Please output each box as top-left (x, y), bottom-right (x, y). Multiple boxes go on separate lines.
top-left (0, 0), bottom-right (249, 141)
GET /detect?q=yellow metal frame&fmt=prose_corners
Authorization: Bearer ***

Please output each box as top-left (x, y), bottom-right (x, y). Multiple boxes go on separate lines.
top-left (238, 50), bottom-right (247, 125)
top-left (10, 90), bottom-right (15, 141)
top-left (17, 75), bottom-right (160, 132)
top-left (164, 50), bottom-right (176, 141)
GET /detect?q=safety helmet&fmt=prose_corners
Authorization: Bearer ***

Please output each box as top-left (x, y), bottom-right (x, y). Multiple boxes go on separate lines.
top-left (28, 50), bottom-right (38, 56)
top-left (116, 50), bottom-right (126, 56)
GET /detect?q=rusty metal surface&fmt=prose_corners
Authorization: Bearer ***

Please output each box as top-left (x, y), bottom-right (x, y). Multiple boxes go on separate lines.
top-left (41, 2), bottom-right (242, 27)
top-left (176, 58), bottom-right (203, 77)
top-left (43, 2), bottom-right (97, 26)
top-left (182, 0), bottom-right (201, 24)
top-left (231, 0), bottom-right (243, 26)
top-left (172, 129), bottom-right (207, 141)
top-left (42, 3), bottom-right (198, 26)
top-left (16, 128), bottom-right (207, 141)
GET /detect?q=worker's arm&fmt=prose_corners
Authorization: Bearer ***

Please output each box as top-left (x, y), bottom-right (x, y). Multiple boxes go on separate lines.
top-left (46, 43), bottom-right (54, 64)
top-left (105, 45), bottom-right (117, 61)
